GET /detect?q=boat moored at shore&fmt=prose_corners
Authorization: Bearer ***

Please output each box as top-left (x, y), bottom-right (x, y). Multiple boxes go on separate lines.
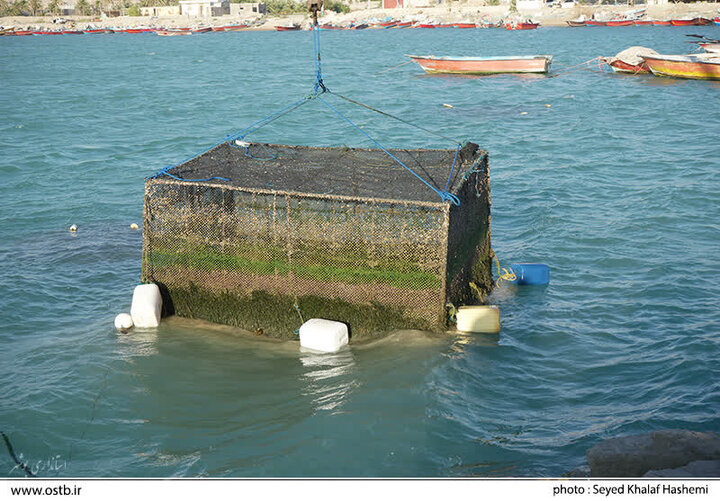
top-left (156, 30), bottom-right (192, 36)
top-left (407, 54), bottom-right (553, 74)
top-left (642, 53), bottom-right (720, 80)
top-left (505, 21), bottom-right (539, 30)
top-left (602, 46), bottom-right (658, 74)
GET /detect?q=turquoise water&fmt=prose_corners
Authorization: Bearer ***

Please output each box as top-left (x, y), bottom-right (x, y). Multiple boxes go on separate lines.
top-left (1, 26), bottom-right (719, 477)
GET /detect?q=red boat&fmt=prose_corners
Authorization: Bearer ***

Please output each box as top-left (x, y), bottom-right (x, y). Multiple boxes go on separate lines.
top-left (692, 18), bottom-right (712, 26)
top-left (192, 27), bottom-right (212, 33)
top-left (408, 54), bottom-right (553, 74)
top-left (123, 29), bottom-right (146, 33)
top-left (453, 23), bottom-right (476, 28)
top-left (275, 25), bottom-right (301, 31)
top-left (715, 17), bottom-right (720, 26)
top-left (605, 59), bottom-right (650, 73)
top-left (40, 31), bottom-right (62, 35)
top-left (699, 42), bottom-right (720, 53)
top-left (670, 19), bottom-right (695, 26)
top-left (586, 20), bottom-right (607, 26)
top-left (505, 22), bottom-right (539, 30)
top-left (602, 47), bottom-right (657, 74)
top-left (634, 20), bottom-right (653, 26)
top-left (653, 20), bottom-right (671, 26)
top-left (211, 26), bottom-right (226, 31)
top-left (606, 20), bottom-right (634, 27)
top-left (319, 24), bottom-right (344, 30)
top-left (62, 30), bottom-right (84, 34)
top-left (435, 24), bottom-right (455, 28)
top-left (156, 30), bottom-right (191, 36)
top-left (416, 24), bottom-right (436, 28)
top-left (83, 29), bottom-right (112, 33)
top-left (395, 22), bottom-right (413, 28)
top-left (224, 25), bottom-right (248, 31)
top-left (13, 30), bottom-right (34, 35)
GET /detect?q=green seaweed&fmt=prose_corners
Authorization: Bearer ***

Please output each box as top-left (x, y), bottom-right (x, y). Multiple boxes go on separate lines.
top-left (151, 237), bottom-right (437, 275)
top-left (147, 245), bottom-right (442, 290)
top-left (167, 284), bottom-right (434, 339)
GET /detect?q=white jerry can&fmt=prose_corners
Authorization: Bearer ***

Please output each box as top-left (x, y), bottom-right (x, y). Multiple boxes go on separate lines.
top-left (299, 319), bottom-right (349, 353)
top-left (130, 284), bottom-right (163, 328)
top-left (456, 305), bottom-right (500, 334)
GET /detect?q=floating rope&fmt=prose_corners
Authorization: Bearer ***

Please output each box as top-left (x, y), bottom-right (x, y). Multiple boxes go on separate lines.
top-left (549, 57), bottom-right (605, 78)
top-left (68, 369), bottom-right (109, 463)
top-left (375, 59), bottom-right (413, 75)
top-left (2, 432), bottom-right (35, 477)
top-left (491, 250), bottom-right (517, 287)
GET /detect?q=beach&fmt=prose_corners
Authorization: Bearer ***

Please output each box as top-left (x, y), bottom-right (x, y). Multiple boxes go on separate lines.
top-left (2, 1), bottom-right (719, 31)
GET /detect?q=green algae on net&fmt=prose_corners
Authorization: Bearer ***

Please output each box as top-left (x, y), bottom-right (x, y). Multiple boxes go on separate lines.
top-left (142, 142), bottom-right (493, 339)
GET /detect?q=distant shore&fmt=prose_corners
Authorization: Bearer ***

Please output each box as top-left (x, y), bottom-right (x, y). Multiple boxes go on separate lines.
top-left (1, 2), bottom-right (719, 31)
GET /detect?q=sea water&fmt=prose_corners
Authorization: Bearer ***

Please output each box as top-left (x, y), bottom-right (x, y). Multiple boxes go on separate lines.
top-left (1, 25), bottom-right (719, 477)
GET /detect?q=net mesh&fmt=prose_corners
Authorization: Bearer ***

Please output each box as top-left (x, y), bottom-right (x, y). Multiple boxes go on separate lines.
top-left (142, 142), bottom-right (492, 338)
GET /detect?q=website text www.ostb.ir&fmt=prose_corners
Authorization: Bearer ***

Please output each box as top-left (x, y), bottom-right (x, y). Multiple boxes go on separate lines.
top-left (9, 484), bottom-right (82, 496)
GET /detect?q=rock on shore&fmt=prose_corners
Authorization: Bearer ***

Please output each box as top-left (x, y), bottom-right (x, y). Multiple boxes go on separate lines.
top-left (587, 430), bottom-right (720, 478)
top-left (644, 460), bottom-right (720, 478)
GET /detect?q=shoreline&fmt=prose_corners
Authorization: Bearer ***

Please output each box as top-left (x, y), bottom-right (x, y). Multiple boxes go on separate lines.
top-left (2, 2), bottom-right (719, 32)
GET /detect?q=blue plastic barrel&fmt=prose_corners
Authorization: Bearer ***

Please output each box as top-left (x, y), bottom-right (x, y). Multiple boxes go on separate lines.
top-left (509, 263), bottom-right (550, 285)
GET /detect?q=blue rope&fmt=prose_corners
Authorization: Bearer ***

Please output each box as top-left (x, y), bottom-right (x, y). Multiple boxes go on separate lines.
top-left (157, 172), bottom-right (230, 183)
top-left (318, 95), bottom-right (460, 205)
top-left (148, 22), bottom-right (465, 207)
top-left (146, 136), bottom-right (231, 182)
top-left (312, 23), bottom-right (326, 92)
top-left (148, 95), bottom-right (314, 181)
top-left (329, 91), bottom-right (460, 144)
top-left (228, 142), bottom-right (278, 161)
top-left (444, 143), bottom-right (461, 195)
top-left (225, 94), bottom-right (316, 144)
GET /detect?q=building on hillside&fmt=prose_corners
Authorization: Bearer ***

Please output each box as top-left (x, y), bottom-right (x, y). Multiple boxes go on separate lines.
top-left (516, 0), bottom-right (542, 9)
top-left (382, 0), bottom-right (438, 8)
top-left (179, 0), bottom-right (230, 17)
top-left (59, 4), bottom-right (75, 15)
top-left (141, 5), bottom-right (182, 16)
top-left (230, 2), bottom-right (266, 15)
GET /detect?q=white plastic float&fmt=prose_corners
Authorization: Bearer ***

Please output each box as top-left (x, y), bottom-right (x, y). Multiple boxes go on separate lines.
top-left (299, 318), bottom-right (349, 353)
top-left (130, 283), bottom-right (163, 328)
top-left (114, 313), bottom-right (134, 332)
top-left (456, 305), bottom-right (500, 334)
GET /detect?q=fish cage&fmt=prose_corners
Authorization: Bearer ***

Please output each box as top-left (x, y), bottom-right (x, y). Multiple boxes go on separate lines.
top-left (142, 141), bottom-right (492, 339)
